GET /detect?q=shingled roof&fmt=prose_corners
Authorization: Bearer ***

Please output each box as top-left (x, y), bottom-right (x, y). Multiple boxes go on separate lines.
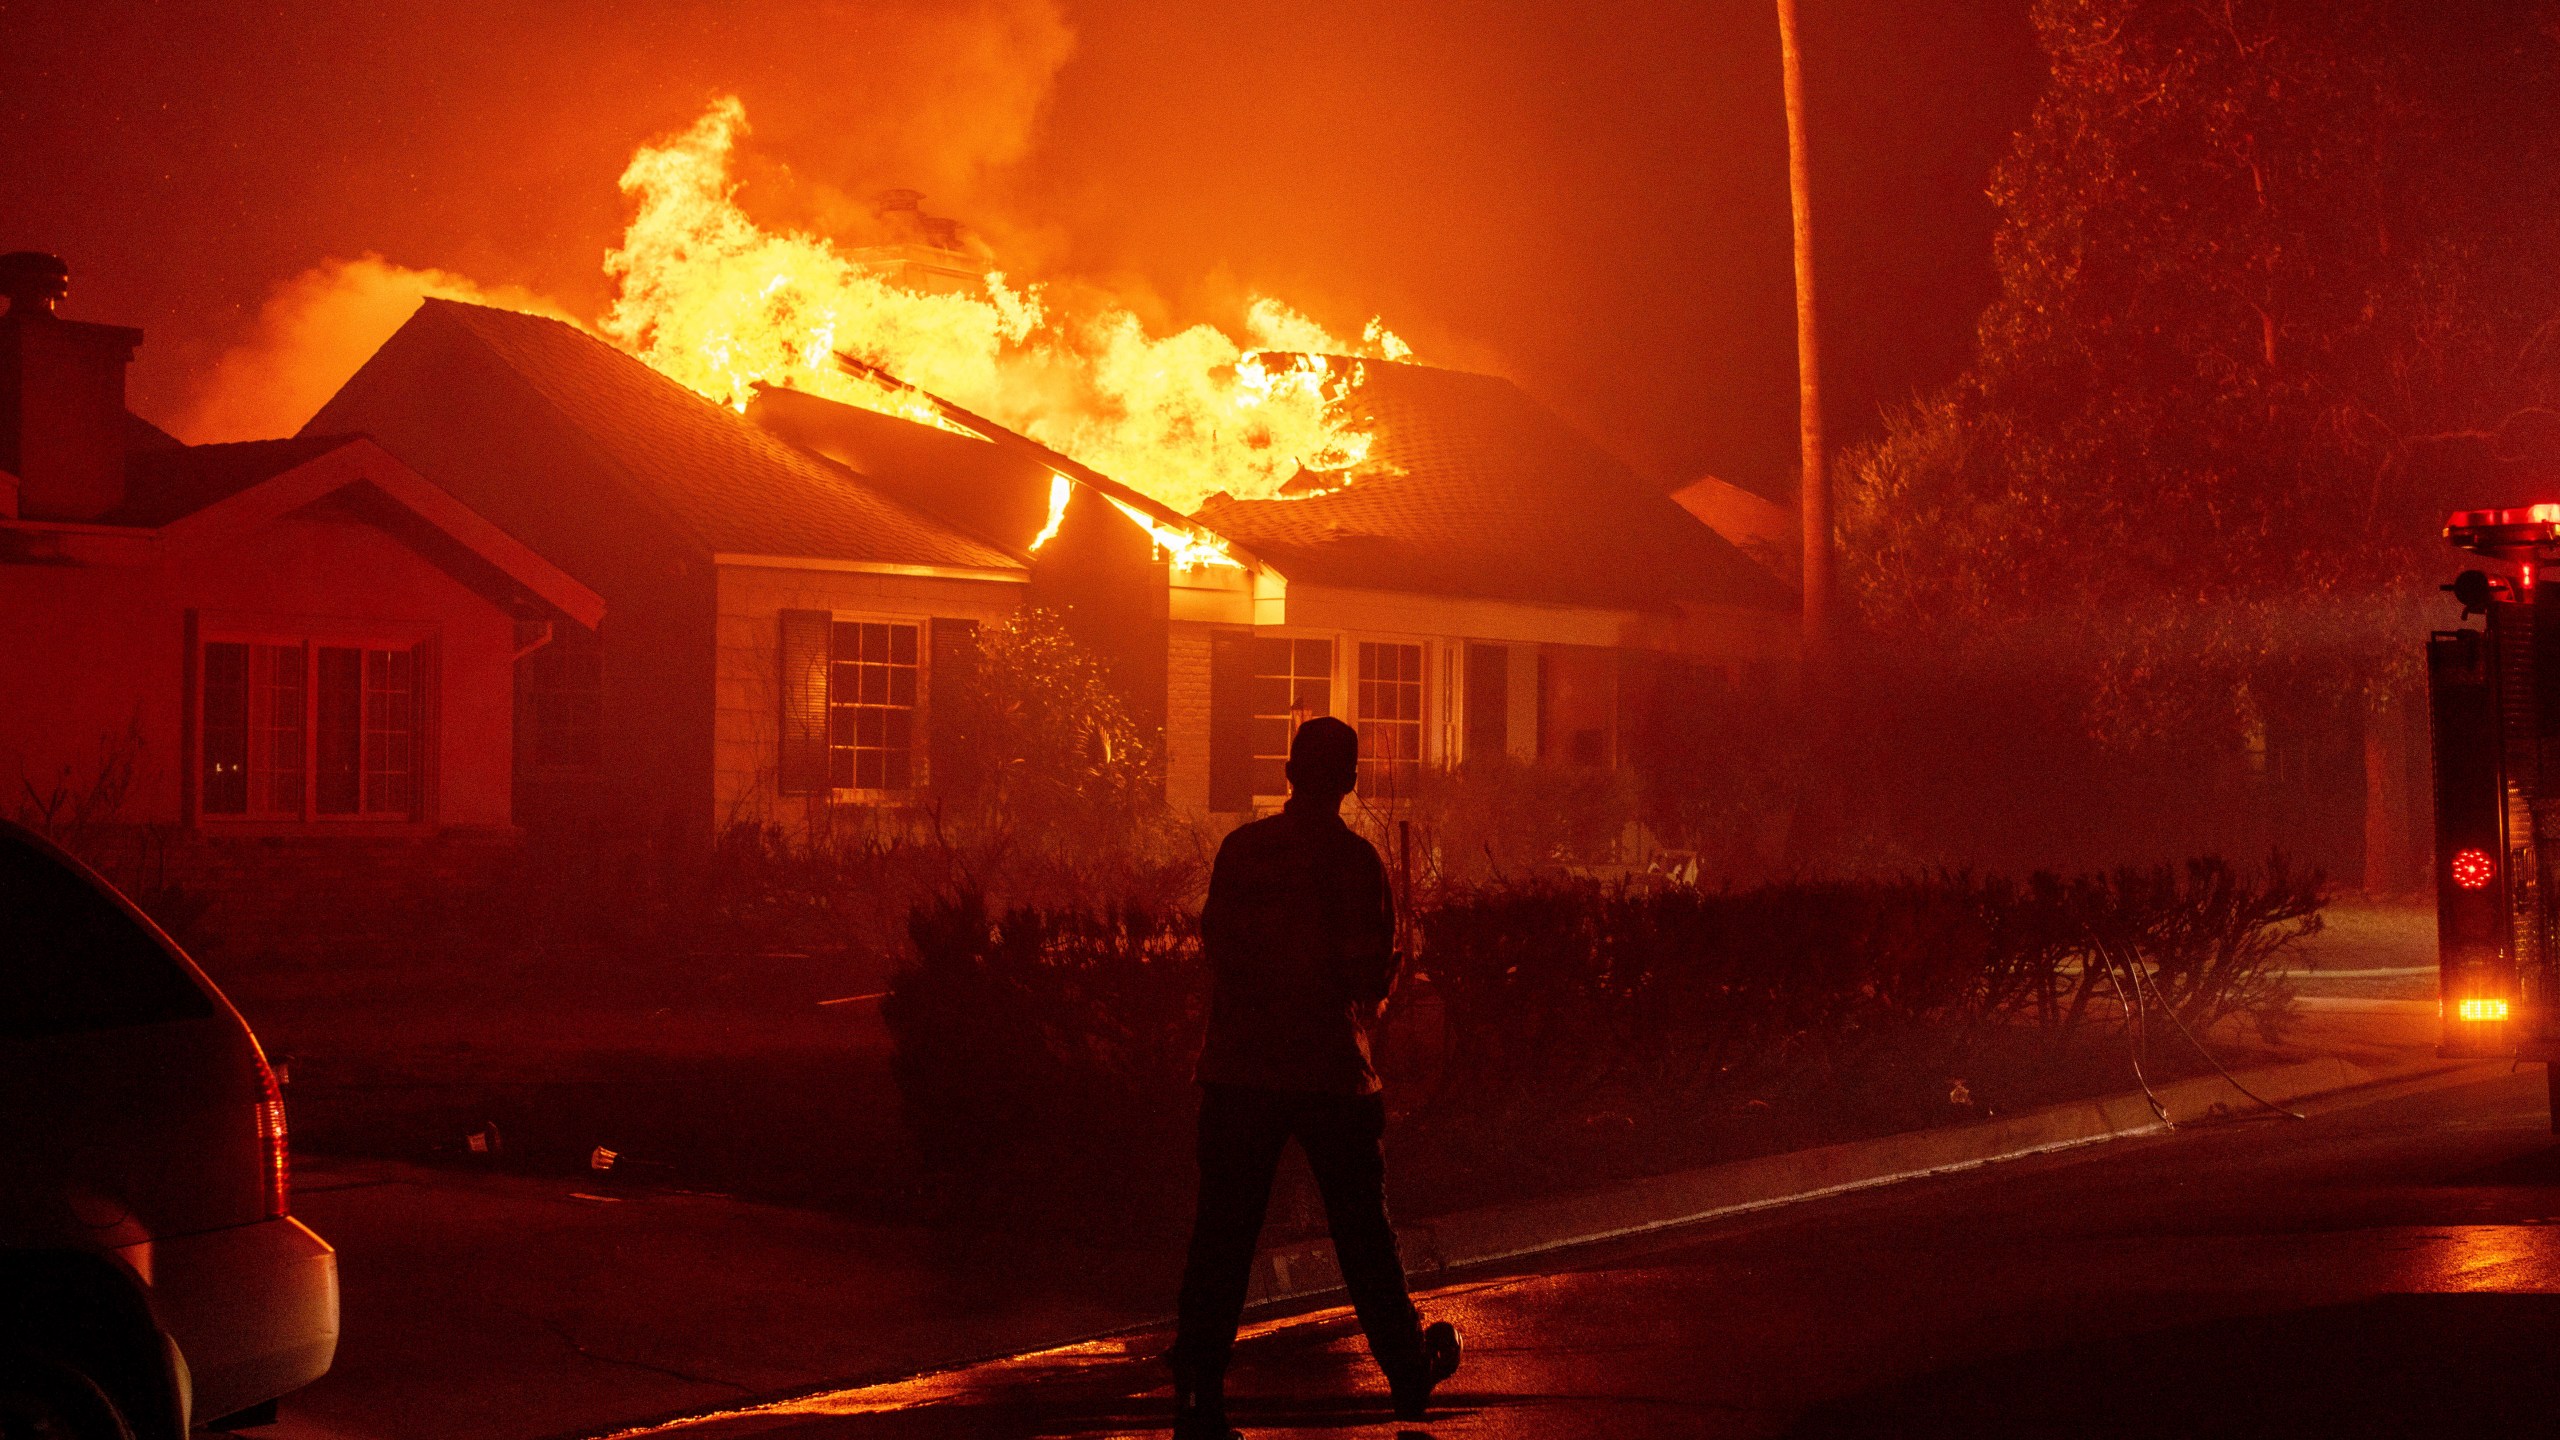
top-left (305, 301), bottom-right (1019, 575)
top-left (1194, 363), bottom-right (1788, 613)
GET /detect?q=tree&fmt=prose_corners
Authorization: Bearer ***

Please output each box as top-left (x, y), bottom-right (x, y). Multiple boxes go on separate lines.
top-left (938, 609), bottom-right (1167, 872)
top-left (1840, 0), bottom-right (2560, 886)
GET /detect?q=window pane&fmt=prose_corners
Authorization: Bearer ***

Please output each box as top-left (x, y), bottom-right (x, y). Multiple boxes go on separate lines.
top-left (1250, 717), bottom-right (1289, 756)
top-left (361, 647), bottom-right (418, 816)
top-left (527, 629), bottom-right (603, 772)
top-left (1295, 639), bottom-right (1332, 675)
top-left (1251, 676), bottom-right (1291, 715)
top-left (830, 622), bottom-right (862, 664)
top-left (1295, 681), bottom-right (1330, 716)
top-left (257, 644), bottom-right (305, 816)
top-left (1251, 757), bottom-right (1286, 797)
top-left (315, 648), bottom-right (362, 813)
top-left (821, 623), bottom-right (921, 795)
top-left (1253, 637), bottom-right (1291, 673)
top-left (1352, 643), bottom-right (1425, 804)
top-left (201, 642), bottom-right (250, 815)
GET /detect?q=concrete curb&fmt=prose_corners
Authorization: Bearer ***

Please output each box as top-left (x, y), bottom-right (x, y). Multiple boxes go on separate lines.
top-left (1244, 1053), bottom-right (2463, 1306)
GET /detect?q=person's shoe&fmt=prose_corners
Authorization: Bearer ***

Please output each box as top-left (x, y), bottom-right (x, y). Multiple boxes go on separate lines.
top-left (1172, 1377), bottom-right (1241, 1440)
top-left (1389, 1320), bottom-right (1462, 1420)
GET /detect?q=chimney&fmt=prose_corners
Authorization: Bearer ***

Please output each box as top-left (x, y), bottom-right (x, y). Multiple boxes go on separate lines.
top-left (1, 252), bottom-right (143, 522)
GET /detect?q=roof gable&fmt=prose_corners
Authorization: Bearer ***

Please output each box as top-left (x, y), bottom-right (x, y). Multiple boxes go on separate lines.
top-left (1195, 364), bottom-right (1788, 613)
top-left (153, 436), bottom-right (605, 626)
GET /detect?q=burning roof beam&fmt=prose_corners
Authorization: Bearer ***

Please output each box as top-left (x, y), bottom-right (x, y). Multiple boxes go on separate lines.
top-left (835, 352), bottom-right (1254, 572)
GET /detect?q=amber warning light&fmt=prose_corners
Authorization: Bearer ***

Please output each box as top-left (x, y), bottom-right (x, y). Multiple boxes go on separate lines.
top-left (2458, 998), bottom-right (2511, 1022)
top-left (2452, 848), bottom-right (2496, 890)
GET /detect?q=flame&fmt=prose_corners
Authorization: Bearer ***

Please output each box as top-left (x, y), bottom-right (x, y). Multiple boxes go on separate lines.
top-left (601, 97), bottom-right (1409, 514)
top-left (1029, 473), bottom-right (1073, 552)
top-left (1104, 497), bottom-right (1243, 570)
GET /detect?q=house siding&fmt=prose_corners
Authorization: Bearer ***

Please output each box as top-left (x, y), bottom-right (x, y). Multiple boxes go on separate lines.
top-left (712, 562), bottom-right (1020, 833)
top-left (0, 509), bottom-right (518, 829)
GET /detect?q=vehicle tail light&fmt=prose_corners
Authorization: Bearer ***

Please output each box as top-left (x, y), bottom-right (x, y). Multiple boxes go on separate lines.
top-left (2458, 997), bottom-right (2511, 1022)
top-left (256, 1049), bottom-right (290, 1218)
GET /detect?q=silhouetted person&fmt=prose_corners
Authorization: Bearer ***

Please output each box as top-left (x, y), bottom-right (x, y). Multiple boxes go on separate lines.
top-left (1168, 716), bottom-right (1460, 1439)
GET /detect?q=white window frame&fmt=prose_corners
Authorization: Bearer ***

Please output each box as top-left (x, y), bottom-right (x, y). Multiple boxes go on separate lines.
top-left (1350, 635), bottom-right (1433, 806)
top-left (197, 622), bottom-right (434, 830)
top-left (822, 613), bottom-right (930, 802)
top-left (1246, 630), bottom-right (1342, 807)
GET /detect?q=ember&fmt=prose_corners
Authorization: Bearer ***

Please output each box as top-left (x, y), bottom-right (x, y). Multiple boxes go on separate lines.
top-left (602, 97), bottom-right (1410, 513)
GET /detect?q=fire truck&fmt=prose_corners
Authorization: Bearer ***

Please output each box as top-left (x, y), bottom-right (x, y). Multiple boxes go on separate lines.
top-left (2431, 504), bottom-right (2560, 1124)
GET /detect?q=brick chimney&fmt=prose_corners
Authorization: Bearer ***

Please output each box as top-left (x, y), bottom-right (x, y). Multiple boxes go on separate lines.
top-left (1, 252), bottom-right (143, 522)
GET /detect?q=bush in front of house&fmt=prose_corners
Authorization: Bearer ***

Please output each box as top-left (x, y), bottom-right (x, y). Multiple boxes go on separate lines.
top-left (881, 890), bottom-right (1208, 1221)
top-left (881, 856), bottom-right (2321, 1226)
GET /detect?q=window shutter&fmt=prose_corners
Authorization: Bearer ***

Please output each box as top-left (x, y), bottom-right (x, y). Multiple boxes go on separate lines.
top-left (928, 617), bottom-right (980, 796)
top-left (1464, 642), bottom-right (1508, 763)
top-left (1209, 629), bottom-right (1254, 812)
top-left (182, 610), bottom-right (201, 826)
top-left (777, 609), bottom-right (831, 795)
top-left (412, 636), bottom-right (441, 822)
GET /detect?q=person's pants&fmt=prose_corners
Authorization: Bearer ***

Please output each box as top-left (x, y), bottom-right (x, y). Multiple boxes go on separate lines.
top-left (1169, 1083), bottom-right (1424, 1386)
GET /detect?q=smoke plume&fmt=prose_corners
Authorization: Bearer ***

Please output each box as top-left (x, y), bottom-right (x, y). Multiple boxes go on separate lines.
top-left (172, 256), bottom-right (579, 443)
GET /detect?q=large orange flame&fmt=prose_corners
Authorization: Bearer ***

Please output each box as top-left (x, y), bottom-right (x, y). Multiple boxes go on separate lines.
top-left (602, 97), bottom-right (1408, 514)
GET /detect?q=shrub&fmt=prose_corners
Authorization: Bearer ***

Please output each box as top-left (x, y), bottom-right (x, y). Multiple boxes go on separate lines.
top-left (882, 891), bottom-right (1205, 1216)
top-left (1392, 756), bottom-right (1639, 884)
top-left (882, 857), bottom-right (2322, 1223)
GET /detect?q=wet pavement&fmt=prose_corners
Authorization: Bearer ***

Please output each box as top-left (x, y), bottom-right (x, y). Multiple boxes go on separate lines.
top-left (597, 1061), bottom-right (2560, 1439)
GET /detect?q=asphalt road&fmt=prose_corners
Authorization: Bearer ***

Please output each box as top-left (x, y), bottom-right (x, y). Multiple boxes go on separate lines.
top-left (603, 1061), bottom-right (2560, 1440)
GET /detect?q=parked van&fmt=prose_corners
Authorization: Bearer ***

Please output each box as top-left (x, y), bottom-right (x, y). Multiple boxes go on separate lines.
top-left (2, 819), bottom-right (337, 1437)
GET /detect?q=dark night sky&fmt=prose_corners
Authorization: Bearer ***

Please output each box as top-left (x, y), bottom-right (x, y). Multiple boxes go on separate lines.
top-left (0, 0), bottom-right (2041, 502)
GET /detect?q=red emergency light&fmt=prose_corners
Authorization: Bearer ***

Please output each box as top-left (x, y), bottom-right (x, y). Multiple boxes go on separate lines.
top-left (2452, 848), bottom-right (2496, 890)
top-left (2447, 504), bottom-right (2560, 561)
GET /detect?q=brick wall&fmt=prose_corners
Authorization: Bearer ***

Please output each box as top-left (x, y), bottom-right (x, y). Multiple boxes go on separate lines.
top-left (1166, 620), bottom-right (1218, 816)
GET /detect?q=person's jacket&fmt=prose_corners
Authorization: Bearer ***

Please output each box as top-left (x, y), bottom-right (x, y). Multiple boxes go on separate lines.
top-left (1194, 795), bottom-right (1400, 1095)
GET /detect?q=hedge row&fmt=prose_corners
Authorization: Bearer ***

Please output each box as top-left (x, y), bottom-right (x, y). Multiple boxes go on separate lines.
top-left (881, 858), bottom-right (2320, 1212)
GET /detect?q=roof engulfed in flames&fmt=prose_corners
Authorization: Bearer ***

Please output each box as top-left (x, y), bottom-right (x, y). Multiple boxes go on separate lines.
top-left (600, 97), bottom-right (1409, 516)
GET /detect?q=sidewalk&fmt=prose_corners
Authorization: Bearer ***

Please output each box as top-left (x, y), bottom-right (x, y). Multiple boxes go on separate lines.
top-left (261, 1001), bottom-right (2451, 1440)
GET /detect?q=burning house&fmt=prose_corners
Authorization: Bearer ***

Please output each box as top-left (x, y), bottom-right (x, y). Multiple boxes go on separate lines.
top-left (302, 299), bottom-right (1029, 843)
top-left (304, 295), bottom-right (1791, 844)
top-left (0, 256), bottom-right (602, 940)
